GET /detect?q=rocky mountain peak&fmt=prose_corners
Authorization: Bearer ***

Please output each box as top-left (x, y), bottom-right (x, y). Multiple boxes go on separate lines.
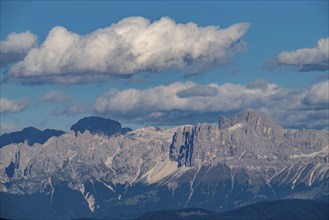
top-left (219, 109), bottom-right (276, 129)
top-left (219, 109), bottom-right (284, 140)
top-left (236, 109), bottom-right (276, 128)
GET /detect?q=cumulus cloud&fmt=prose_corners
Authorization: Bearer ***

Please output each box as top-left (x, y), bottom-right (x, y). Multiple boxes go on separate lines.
top-left (273, 38), bottom-right (329, 72)
top-left (95, 81), bottom-right (283, 121)
top-left (0, 97), bottom-right (29, 114)
top-left (39, 90), bottom-right (72, 103)
top-left (176, 85), bottom-right (218, 98)
top-left (0, 31), bottom-right (38, 68)
top-left (302, 80), bottom-right (329, 109)
top-left (5, 17), bottom-right (250, 84)
top-left (95, 80), bottom-right (329, 130)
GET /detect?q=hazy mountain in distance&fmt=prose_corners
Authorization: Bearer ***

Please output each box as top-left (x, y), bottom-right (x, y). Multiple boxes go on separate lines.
top-left (0, 110), bottom-right (328, 219)
top-left (0, 127), bottom-right (64, 148)
top-left (70, 116), bottom-right (132, 136)
top-left (121, 127), bottom-right (133, 135)
top-left (0, 117), bottom-right (132, 148)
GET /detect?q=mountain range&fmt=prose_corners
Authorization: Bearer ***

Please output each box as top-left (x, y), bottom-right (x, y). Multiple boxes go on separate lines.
top-left (0, 116), bottom-right (133, 148)
top-left (0, 109), bottom-right (328, 219)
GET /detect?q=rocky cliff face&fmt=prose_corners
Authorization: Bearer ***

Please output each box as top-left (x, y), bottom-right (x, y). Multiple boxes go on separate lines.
top-left (170, 110), bottom-right (328, 168)
top-left (169, 124), bottom-right (220, 167)
top-left (0, 110), bottom-right (328, 219)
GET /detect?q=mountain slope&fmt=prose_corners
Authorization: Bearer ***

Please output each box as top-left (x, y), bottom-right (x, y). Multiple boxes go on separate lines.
top-left (218, 199), bottom-right (329, 220)
top-left (0, 110), bottom-right (328, 219)
top-left (137, 199), bottom-right (329, 220)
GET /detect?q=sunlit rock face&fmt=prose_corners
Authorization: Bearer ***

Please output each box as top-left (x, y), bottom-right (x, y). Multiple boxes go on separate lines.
top-left (1, 110), bottom-right (328, 219)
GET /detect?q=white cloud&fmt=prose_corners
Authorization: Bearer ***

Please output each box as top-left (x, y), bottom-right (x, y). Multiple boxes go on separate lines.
top-left (303, 80), bottom-right (329, 107)
top-left (95, 81), bottom-right (283, 118)
top-left (95, 80), bottom-right (329, 130)
top-left (0, 31), bottom-right (38, 54)
top-left (176, 85), bottom-right (219, 98)
top-left (275, 38), bottom-right (329, 71)
top-left (5, 17), bottom-right (250, 84)
top-left (39, 90), bottom-right (72, 103)
top-left (0, 98), bottom-right (29, 114)
top-left (0, 31), bottom-right (38, 67)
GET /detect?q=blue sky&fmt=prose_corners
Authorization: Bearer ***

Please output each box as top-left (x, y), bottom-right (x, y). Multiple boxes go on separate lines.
top-left (1, 1), bottom-right (328, 133)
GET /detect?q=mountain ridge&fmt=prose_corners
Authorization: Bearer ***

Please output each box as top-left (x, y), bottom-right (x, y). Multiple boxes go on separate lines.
top-left (0, 109), bottom-right (328, 219)
top-left (0, 116), bottom-right (133, 148)
top-left (0, 127), bottom-right (64, 148)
